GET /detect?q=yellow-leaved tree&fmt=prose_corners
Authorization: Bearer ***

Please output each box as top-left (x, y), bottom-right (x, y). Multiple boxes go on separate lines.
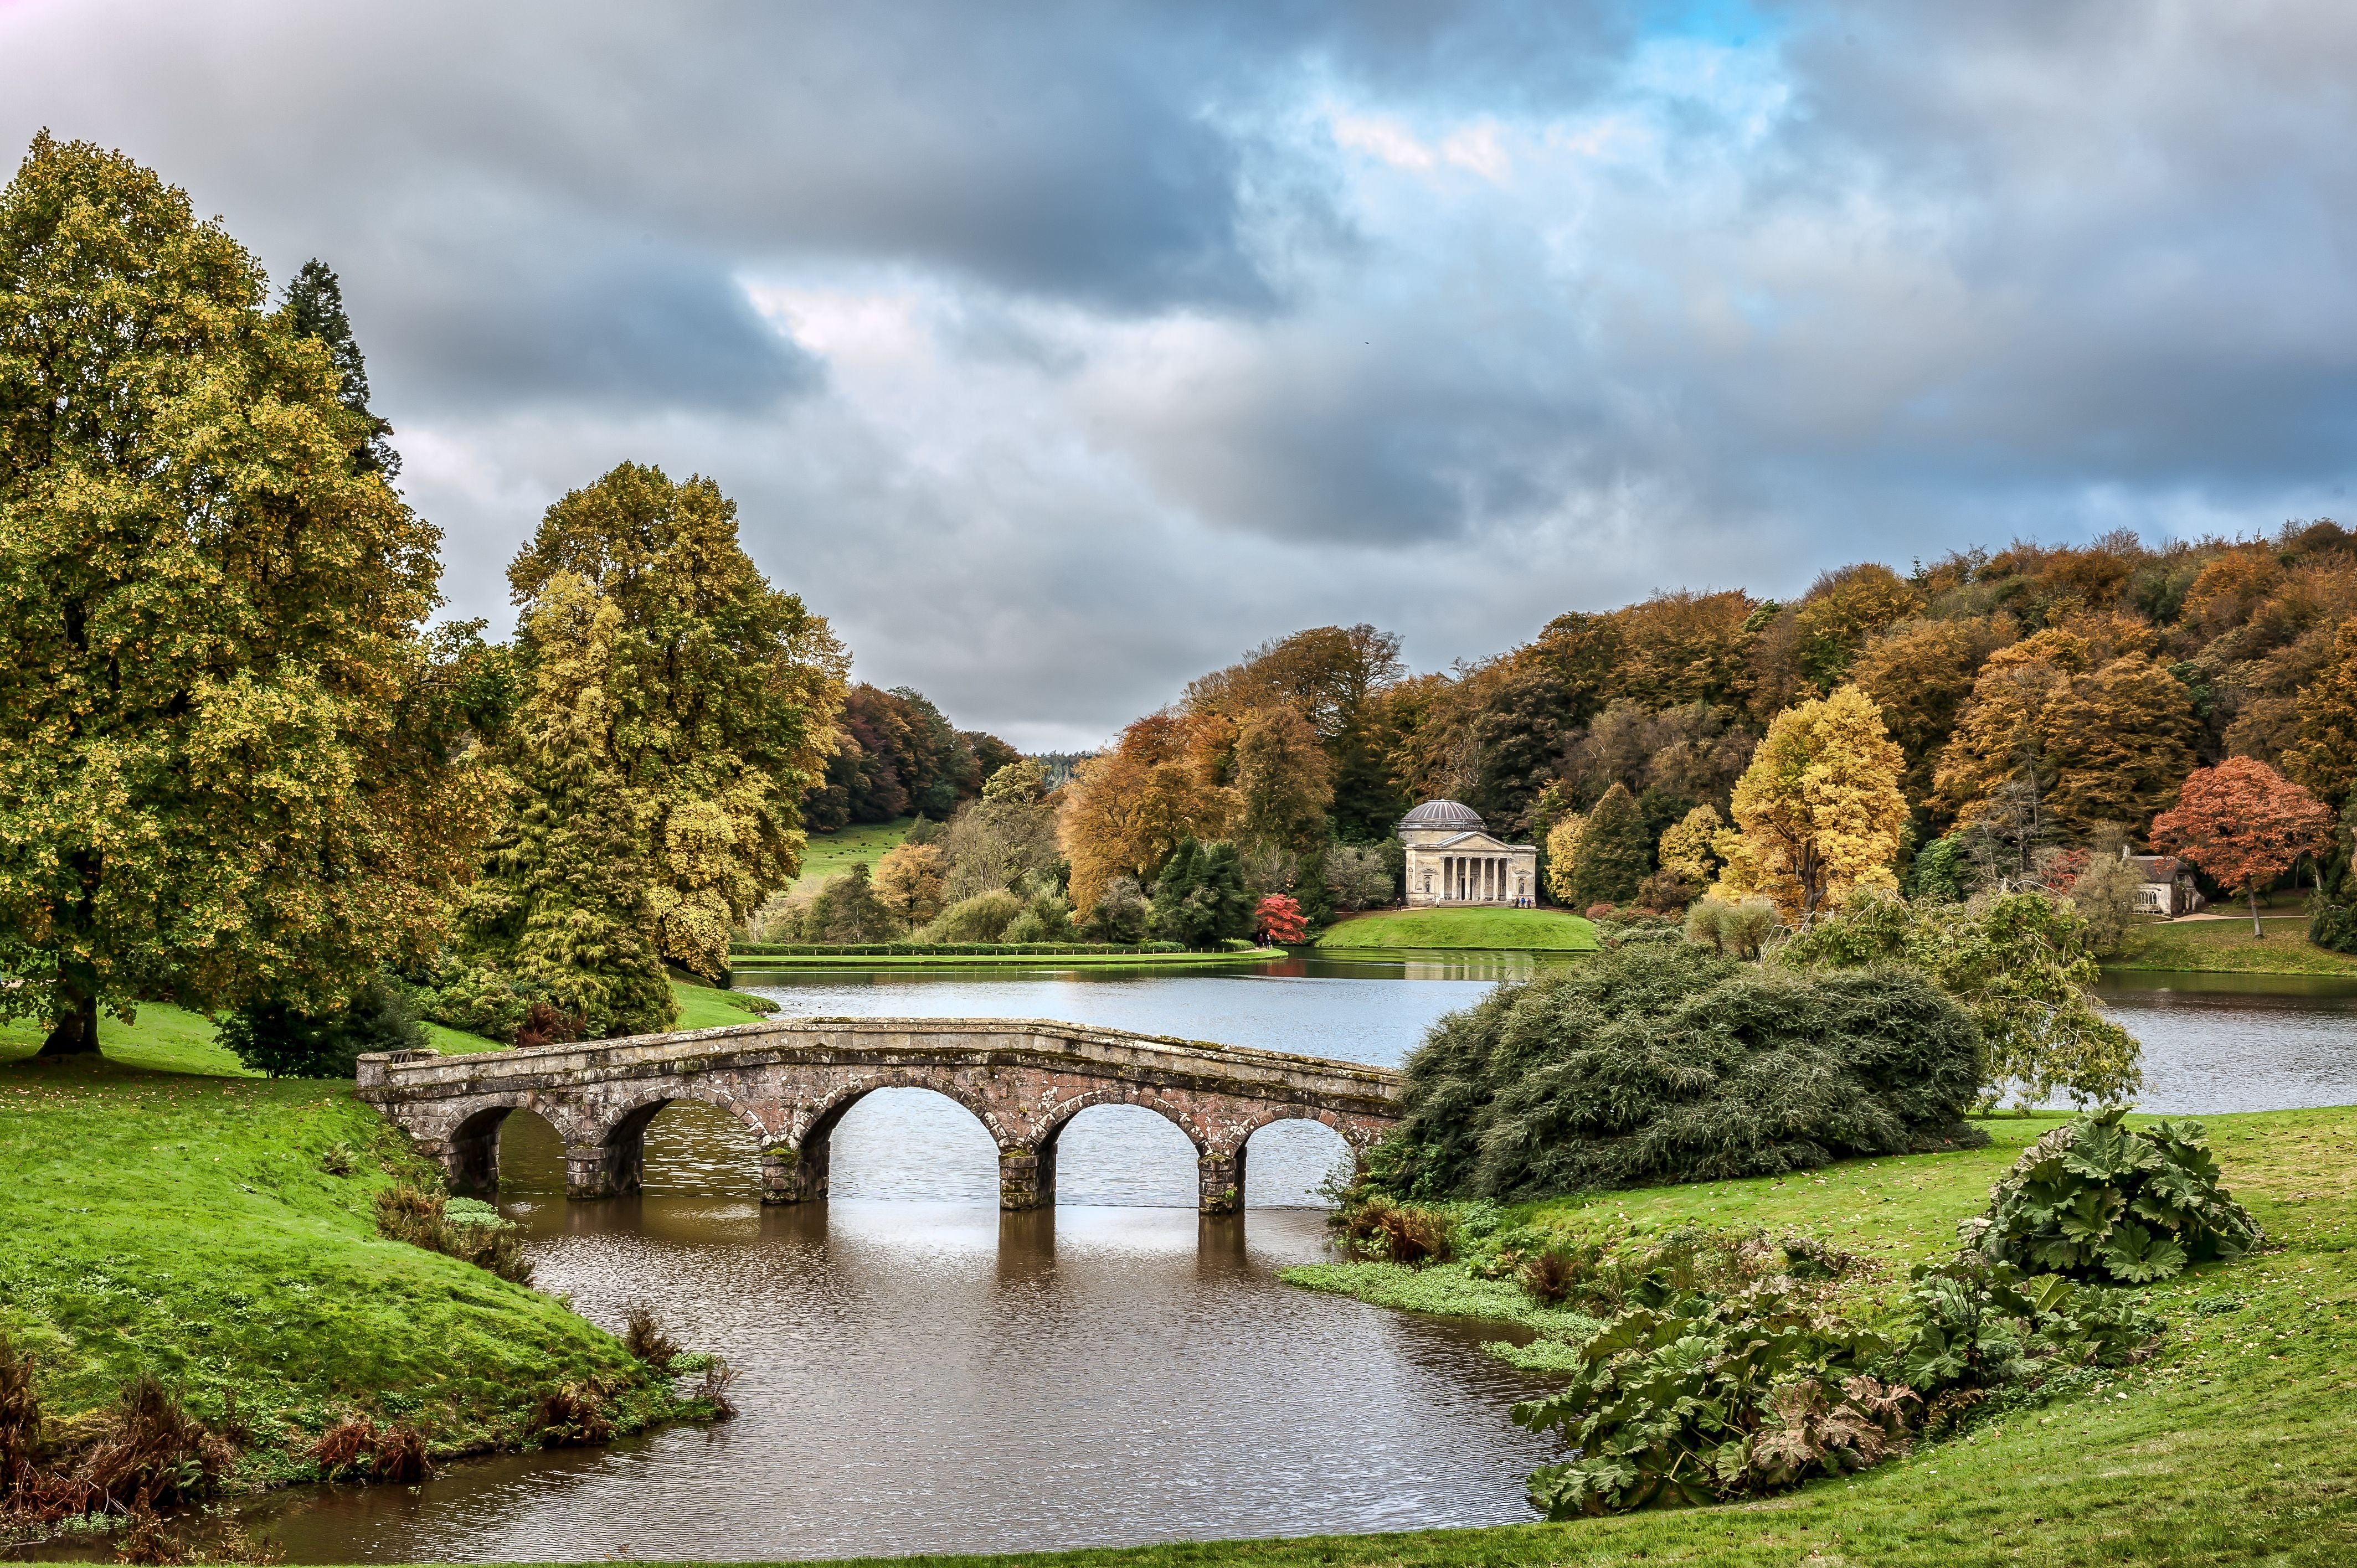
top-left (1712, 685), bottom-right (1907, 920)
top-left (1542, 813), bottom-right (1587, 904)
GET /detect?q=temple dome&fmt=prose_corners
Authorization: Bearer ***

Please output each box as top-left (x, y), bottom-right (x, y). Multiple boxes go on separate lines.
top-left (1398, 799), bottom-right (1486, 833)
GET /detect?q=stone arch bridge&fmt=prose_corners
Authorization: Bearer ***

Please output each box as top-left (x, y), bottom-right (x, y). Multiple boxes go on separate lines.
top-left (357, 1017), bottom-right (1402, 1214)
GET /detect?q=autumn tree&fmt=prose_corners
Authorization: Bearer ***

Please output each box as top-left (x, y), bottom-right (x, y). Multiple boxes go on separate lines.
top-left (1850, 616), bottom-right (2015, 799)
top-left (2150, 757), bottom-right (2334, 937)
top-left (1233, 705), bottom-right (1334, 854)
top-left (1712, 685), bottom-right (1908, 920)
top-left (1568, 782), bottom-right (1650, 907)
top-left (1933, 628), bottom-right (2197, 838)
top-left (0, 135), bottom-right (488, 1056)
top-left (500, 462), bottom-right (847, 982)
top-left (1543, 813), bottom-right (1586, 905)
top-left (1059, 711), bottom-right (1233, 912)
top-left (981, 758), bottom-right (1048, 804)
top-left (872, 841), bottom-right (949, 925)
top-left (1657, 804), bottom-right (1723, 884)
top-left (1790, 564), bottom-right (1923, 690)
top-left (1255, 894), bottom-right (1308, 945)
top-left (2286, 617), bottom-right (2357, 807)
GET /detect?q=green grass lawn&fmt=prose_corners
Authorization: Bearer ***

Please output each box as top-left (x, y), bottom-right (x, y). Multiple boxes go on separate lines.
top-left (1317, 906), bottom-right (1599, 951)
top-left (0, 1052), bottom-right (674, 1482)
top-left (792, 817), bottom-right (919, 891)
top-left (2110, 912), bottom-right (2357, 976)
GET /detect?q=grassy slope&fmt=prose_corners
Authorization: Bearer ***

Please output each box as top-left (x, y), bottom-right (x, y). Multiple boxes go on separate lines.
top-left (1318, 907), bottom-right (1599, 951)
top-left (0, 1055), bottom-right (655, 1473)
top-left (792, 817), bottom-right (918, 891)
top-left (0, 979), bottom-right (772, 1474)
top-left (732, 1105), bottom-right (2355, 1568)
top-left (2111, 914), bottom-right (2357, 976)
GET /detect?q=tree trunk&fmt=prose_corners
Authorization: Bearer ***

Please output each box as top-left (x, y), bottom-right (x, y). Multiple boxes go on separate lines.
top-left (2250, 888), bottom-right (2264, 940)
top-left (36, 985), bottom-right (101, 1057)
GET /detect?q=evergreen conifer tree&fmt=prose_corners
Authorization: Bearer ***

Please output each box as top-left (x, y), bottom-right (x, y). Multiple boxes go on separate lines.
top-left (1150, 837), bottom-right (1254, 947)
top-left (1571, 782), bottom-right (1652, 906)
top-left (281, 259), bottom-right (399, 476)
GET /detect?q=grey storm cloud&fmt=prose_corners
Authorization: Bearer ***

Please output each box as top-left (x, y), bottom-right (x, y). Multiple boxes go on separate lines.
top-left (3, 0), bottom-right (2354, 746)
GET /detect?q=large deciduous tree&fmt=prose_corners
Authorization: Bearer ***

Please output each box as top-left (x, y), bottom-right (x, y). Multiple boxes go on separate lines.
top-left (1058, 711), bottom-right (1233, 913)
top-left (2286, 617), bottom-right (2357, 807)
top-left (1711, 685), bottom-right (1908, 920)
top-left (489, 462), bottom-right (846, 986)
top-left (1932, 628), bottom-right (2198, 839)
top-left (0, 134), bottom-right (486, 1056)
top-left (1233, 705), bottom-right (1333, 855)
top-left (2149, 757), bottom-right (2334, 938)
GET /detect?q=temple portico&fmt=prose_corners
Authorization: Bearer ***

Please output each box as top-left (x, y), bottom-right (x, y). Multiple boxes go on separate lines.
top-left (1394, 800), bottom-right (1540, 908)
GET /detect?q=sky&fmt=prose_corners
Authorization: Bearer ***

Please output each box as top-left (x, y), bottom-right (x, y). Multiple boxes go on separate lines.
top-left (6, 1), bottom-right (2355, 750)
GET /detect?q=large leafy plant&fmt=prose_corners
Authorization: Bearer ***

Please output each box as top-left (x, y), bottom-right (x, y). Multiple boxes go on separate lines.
top-left (1513, 1244), bottom-right (2163, 1518)
top-left (1961, 1109), bottom-right (2262, 1284)
top-left (1512, 1282), bottom-right (1907, 1516)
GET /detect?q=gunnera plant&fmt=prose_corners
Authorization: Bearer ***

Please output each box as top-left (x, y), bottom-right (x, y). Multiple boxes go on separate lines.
top-left (1960, 1108), bottom-right (2263, 1284)
top-left (1375, 944), bottom-right (1985, 1201)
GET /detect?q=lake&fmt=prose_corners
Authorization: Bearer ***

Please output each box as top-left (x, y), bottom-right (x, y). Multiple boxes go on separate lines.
top-left (239, 953), bottom-right (2357, 1562)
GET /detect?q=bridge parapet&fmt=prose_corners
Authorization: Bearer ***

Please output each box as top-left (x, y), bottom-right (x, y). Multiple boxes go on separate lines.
top-left (358, 1016), bottom-right (1401, 1214)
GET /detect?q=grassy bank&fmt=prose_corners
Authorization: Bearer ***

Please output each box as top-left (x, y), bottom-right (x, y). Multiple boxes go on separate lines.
top-left (2110, 913), bottom-right (2357, 976)
top-left (792, 817), bottom-right (918, 891)
top-left (0, 1052), bottom-right (682, 1490)
top-left (1316, 907), bottom-right (1598, 951)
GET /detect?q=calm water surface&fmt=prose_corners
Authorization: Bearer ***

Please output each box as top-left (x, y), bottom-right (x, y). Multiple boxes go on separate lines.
top-left (243, 954), bottom-right (2355, 1561)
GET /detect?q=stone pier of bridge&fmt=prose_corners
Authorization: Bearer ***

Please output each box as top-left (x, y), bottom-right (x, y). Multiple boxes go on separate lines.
top-left (357, 1016), bottom-right (1401, 1215)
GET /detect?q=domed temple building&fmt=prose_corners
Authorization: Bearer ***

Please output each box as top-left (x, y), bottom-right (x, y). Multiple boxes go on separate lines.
top-left (1396, 800), bottom-right (1539, 907)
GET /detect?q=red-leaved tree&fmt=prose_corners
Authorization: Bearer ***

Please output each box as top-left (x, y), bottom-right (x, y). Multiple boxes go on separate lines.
top-left (2149, 757), bottom-right (2334, 938)
top-left (1255, 894), bottom-right (1307, 946)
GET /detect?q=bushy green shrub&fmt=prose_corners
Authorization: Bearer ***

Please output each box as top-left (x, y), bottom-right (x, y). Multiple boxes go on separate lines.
top-left (918, 888), bottom-right (1026, 942)
top-left (1078, 875), bottom-right (1151, 942)
top-left (1373, 945), bottom-right (1984, 1201)
top-left (1001, 891), bottom-right (1075, 944)
top-left (1962, 1108), bottom-right (2263, 1284)
top-left (218, 975), bottom-right (424, 1077)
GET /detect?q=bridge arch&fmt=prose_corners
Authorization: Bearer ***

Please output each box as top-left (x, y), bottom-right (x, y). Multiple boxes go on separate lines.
top-left (577, 1084), bottom-right (774, 1199)
top-left (774, 1078), bottom-right (1008, 1205)
top-left (1239, 1115), bottom-right (1358, 1208)
top-left (1036, 1096), bottom-right (1206, 1208)
top-left (358, 1016), bottom-right (1400, 1214)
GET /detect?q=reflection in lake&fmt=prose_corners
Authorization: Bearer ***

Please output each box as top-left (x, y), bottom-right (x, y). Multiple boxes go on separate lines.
top-left (250, 1105), bottom-right (1557, 1564)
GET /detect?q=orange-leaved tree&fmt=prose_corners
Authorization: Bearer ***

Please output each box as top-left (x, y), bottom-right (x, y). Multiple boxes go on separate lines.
top-left (2149, 758), bottom-right (2333, 938)
top-left (1255, 894), bottom-right (1307, 946)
